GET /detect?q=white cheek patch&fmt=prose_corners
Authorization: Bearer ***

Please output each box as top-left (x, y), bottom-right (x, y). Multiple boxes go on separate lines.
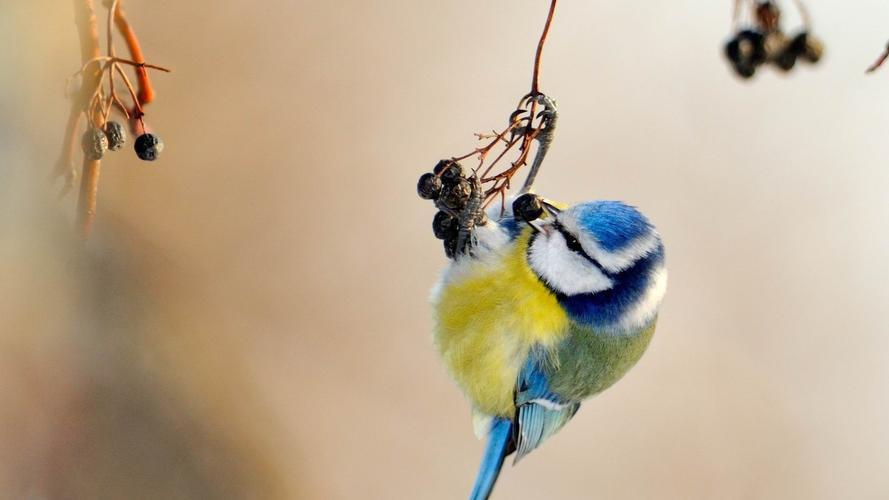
top-left (560, 215), bottom-right (660, 273)
top-left (613, 264), bottom-right (668, 332)
top-left (529, 233), bottom-right (614, 296)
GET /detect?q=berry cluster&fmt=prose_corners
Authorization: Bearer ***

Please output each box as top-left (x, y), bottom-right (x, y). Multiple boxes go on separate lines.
top-left (417, 160), bottom-right (486, 259)
top-left (80, 121), bottom-right (163, 162)
top-left (725, 1), bottom-right (822, 79)
top-left (416, 93), bottom-right (558, 259)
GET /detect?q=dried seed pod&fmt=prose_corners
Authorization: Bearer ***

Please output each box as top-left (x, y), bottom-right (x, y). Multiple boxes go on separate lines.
top-left (434, 159), bottom-right (465, 184)
top-left (513, 193), bottom-right (544, 223)
top-left (432, 211), bottom-right (458, 240)
top-left (81, 127), bottom-right (109, 161)
top-left (418, 172), bottom-right (443, 200)
top-left (105, 121), bottom-right (127, 151)
top-left (439, 178), bottom-right (472, 210)
top-left (134, 133), bottom-right (164, 161)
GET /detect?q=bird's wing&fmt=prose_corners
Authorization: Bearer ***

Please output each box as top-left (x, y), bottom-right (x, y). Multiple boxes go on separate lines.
top-left (512, 349), bottom-right (580, 463)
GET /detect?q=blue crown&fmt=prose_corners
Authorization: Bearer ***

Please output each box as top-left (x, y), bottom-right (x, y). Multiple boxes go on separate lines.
top-left (572, 201), bottom-right (653, 252)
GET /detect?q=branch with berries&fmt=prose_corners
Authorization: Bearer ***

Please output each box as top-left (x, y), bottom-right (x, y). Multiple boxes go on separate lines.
top-left (416, 0), bottom-right (559, 259)
top-left (724, 0), bottom-right (822, 79)
top-left (54, 0), bottom-right (170, 238)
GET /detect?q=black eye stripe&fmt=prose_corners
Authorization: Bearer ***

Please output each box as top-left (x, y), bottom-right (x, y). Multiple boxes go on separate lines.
top-left (552, 223), bottom-right (612, 277)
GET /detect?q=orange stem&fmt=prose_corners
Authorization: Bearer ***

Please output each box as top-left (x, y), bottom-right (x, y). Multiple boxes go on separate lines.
top-left (114, 2), bottom-right (154, 106)
top-left (72, 0), bottom-right (103, 239)
top-left (76, 159), bottom-right (102, 238)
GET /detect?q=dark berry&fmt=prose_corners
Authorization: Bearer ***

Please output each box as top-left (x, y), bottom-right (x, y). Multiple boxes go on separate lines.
top-left (134, 133), bottom-right (164, 161)
top-left (788, 32), bottom-right (808, 57)
top-left (105, 121), bottom-right (127, 151)
top-left (726, 31), bottom-right (766, 78)
top-left (432, 211), bottom-right (457, 240)
top-left (513, 193), bottom-right (544, 223)
top-left (439, 178), bottom-right (472, 210)
top-left (734, 61), bottom-right (757, 78)
top-left (775, 47), bottom-right (797, 71)
top-left (434, 160), bottom-right (464, 183)
top-left (81, 127), bottom-right (108, 161)
top-left (738, 29), bottom-right (767, 65)
top-left (725, 37), bottom-right (743, 65)
top-left (417, 172), bottom-right (443, 200)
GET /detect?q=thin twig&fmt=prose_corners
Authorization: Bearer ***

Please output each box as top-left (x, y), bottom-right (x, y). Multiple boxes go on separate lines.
top-left (790, 0), bottom-right (811, 30)
top-left (531, 0), bottom-right (558, 95)
top-left (452, 122), bottom-right (520, 164)
top-left (72, 56), bottom-right (171, 75)
top-left (731, 0), bottom-right (746, 30)
top-left (867, 43), bottom-right (889, 73)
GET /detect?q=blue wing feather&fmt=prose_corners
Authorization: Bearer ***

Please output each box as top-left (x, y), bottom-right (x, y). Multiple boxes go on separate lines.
top-left (513, 351), bottom-right (581, 463)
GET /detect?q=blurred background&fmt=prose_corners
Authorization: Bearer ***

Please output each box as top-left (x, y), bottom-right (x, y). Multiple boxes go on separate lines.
top-left (2, 0), bottom-right (889, 498)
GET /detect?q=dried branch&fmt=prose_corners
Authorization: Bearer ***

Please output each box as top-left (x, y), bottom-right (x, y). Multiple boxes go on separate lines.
top-left (72, 0), bottom-right (103, 238)
top-left (442, 0), bottom-right (559, 213)
top-left (76, 159), bottom-right (102, 238)
top-left (55, 0), bottom-right (170, 238)
top-left (531, 0), bottom-right (558, 95)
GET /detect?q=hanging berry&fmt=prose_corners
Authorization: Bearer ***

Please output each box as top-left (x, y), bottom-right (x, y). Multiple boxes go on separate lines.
top-left (724, 0), bottom-right (823, 79)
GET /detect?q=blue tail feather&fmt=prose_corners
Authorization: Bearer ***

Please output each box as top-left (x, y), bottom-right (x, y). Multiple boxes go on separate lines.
top-left (469, 418), bottom-right (513, 500)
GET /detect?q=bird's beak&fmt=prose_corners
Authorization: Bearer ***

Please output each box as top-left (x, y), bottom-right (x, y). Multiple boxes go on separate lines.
top-left (532, 221), bottom-right (555, 237)
top-left (541, 200), bottom-right (561, 218)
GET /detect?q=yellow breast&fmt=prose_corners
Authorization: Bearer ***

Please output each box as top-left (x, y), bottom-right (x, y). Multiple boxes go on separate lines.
top-left (433, 230), bottom-right (569, 417)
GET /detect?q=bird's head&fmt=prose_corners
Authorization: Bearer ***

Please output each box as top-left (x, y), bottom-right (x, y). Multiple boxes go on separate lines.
top-left (527, 200), bottom-right (667, 332)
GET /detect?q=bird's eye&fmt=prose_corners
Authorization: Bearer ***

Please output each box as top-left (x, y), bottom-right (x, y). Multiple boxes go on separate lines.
top-left (552, 223), bottom-right (612, 276)
top-left (563, 233), bottom-right (584, 253)
top-left (552, 223), bottom-right (585, 254)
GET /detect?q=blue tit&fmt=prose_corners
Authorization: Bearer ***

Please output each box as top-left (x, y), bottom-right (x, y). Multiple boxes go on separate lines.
top-left (431, 199), bottom-right (667, 500)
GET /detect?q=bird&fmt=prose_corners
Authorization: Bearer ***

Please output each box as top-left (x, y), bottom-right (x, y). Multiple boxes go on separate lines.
top-left (431, 198), bottom-right (667, 500)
